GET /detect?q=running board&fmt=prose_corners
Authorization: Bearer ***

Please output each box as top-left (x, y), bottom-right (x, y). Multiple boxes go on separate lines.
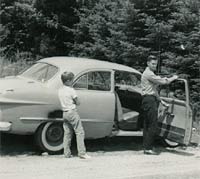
top-left (111, 130), bottom-right (143, 137)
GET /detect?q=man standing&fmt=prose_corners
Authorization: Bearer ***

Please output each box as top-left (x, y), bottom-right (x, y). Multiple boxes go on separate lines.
top-left (141, 55), bottom-right (178, 155)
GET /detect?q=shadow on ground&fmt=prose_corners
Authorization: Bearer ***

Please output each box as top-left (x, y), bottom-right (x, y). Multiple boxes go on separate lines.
top-left (0, 133), bottom-right (145, 156)
top-left (0, 133), bottom-right (40, 156)
top-left (86, 136), bottom-right (144, 152)
top-left (0, 133), bottom-right (196, 157)
top-left (159, 146), bottom-right (195, 156)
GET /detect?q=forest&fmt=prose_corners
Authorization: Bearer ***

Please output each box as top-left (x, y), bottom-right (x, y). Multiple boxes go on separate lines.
top-left (0, 0), bottom-right (200, 112)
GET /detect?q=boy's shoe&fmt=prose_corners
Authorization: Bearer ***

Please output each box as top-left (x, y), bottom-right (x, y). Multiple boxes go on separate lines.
top-left (79, 154), bottom-right (91, 159)
top-left (64, 154), bottom-right (73, 158)
top-left (144, 149), bottom-right (159, 155)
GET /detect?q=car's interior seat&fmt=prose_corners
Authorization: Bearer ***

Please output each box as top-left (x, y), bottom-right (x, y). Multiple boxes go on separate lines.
top-left (116, 94), bottom-right (139, 131)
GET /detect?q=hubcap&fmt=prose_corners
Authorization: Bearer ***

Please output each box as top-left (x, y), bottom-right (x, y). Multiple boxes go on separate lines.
top-left (46, 124), bottom-right (63, 143)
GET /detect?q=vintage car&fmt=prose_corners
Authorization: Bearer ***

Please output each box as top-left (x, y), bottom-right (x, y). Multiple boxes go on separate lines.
top-left (0, 57), bottom-right (199, 153)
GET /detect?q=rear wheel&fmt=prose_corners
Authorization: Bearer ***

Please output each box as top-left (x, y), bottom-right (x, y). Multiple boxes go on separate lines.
top-left (35, 122), bottom-right (64, 153)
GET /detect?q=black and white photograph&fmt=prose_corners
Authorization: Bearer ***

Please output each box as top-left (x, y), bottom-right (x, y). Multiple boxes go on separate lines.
top-left (0, 0), bottom-right (200, 178)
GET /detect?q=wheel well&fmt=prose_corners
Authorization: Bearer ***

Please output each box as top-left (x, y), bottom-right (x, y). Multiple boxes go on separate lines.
top-left (48, 110), bottom-right (63, 118)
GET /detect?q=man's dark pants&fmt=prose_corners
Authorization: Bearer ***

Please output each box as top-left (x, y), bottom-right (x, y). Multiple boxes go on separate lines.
top-left (141, 95), bottom-right (159, 150)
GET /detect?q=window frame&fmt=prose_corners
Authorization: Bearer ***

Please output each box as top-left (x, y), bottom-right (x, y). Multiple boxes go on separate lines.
top-left (114, 70), bottom-right (141, 88)
top-left (73, 69), bottom-right (114, 92)
top-left (19, 62), bottom-right (59, 83)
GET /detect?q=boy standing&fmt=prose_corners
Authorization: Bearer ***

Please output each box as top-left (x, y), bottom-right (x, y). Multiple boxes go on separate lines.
top-left (58, 71), bottom-right (90, 159)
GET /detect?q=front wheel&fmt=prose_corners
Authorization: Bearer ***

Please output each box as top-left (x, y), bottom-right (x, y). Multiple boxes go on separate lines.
top-left (35, 122), bottom-right (64, 153)
top-left (163, 138), bottom-right (179, 148)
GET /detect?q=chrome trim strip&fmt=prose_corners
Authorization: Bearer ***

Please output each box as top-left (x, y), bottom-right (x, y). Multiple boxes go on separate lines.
top-left (20, 117), bottom-right (112, 123)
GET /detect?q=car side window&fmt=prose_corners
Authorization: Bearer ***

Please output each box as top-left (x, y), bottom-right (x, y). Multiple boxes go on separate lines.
top-left (159, 80), bottom-right (186, 101)
top-left (73, 74), bottom-right (88, 89)
top-left (73, 71), bottom-right (111, 91)
top-left (88, 71), bottom-right (111, 91)
top-left (115, 71), bottom-right (141, 87)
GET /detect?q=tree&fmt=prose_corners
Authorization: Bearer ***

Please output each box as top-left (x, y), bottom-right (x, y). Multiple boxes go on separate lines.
top-left (0, 0), bottom-right (80, 58)
top-left (71, 0), bottom-right (200, 103)
top-left (0, 0), bottom-right (36, 57)
top-left (167, 0), bottom-right (200, 103)
top-left (0, 0), bottom-right (199, 104)
top-left (33, 0), bottom-right (80, 56)
top-left (70, 0), bottom-right (149, 70)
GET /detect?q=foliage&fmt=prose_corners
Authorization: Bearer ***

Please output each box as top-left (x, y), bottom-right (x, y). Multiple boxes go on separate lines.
top-left (0, 51), bottom-right (34, 77)
top-left (70, 0), bottom-right (149, 69)
top-left (33, 0), bottom-right (80, 55)
top-left (0, 0), bottom-right (79, 58)
top-left (70, 0), bottom-right (200, 104)
top-left (0, 0), bottom-right (199, 106)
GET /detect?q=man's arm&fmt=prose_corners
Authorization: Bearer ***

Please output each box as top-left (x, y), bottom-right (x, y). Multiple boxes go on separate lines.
top-left (165, 75), bottom-right (179, 84)
top-left (147, 73), bottom-right (178, 85)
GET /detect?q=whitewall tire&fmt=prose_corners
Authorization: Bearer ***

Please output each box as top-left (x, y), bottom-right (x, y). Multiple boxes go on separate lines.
top-left (163, 138), bottom-right (179, 148)
top-left (35, 122), bottom-right (64, 153)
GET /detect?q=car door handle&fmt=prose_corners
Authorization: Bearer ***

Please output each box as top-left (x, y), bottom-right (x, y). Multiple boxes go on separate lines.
top-left (28, 81), bottom-right (34, 83)
top-left (6, 89), bottom-right (14, 92)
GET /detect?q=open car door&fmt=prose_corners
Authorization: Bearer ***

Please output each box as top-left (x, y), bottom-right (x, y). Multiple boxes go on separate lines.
top-left (157, 78), bottom-right (193, 145)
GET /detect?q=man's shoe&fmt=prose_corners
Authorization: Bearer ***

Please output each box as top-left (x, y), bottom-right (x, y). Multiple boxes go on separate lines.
top-left (79, 154), bottom-right (91, 159)
top-left (144, 149), bottom-right (159, 155)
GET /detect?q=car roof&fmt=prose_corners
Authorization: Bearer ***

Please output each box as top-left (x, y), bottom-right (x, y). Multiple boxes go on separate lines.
top-left (39, 57), bottom-right (141, 75)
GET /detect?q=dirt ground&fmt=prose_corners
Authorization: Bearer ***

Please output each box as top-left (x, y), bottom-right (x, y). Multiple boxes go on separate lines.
top-left (1, 133), bottom-right (200, 179)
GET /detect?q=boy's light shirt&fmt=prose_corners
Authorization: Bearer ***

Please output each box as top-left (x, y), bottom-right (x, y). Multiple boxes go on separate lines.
top-left (58, 86), bottom-right (77, 111)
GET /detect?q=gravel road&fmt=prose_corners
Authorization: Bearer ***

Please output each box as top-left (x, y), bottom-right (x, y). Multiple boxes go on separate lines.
top-left (1, 134), bottom-right (200, 179)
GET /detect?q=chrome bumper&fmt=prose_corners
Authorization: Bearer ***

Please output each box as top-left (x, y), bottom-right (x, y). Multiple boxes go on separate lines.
top-left (0, 122), bottom-right (12, 131)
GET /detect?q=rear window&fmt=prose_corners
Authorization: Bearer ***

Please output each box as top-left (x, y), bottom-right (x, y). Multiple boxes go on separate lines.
top-left (20, 63), bottom-right (58, 82)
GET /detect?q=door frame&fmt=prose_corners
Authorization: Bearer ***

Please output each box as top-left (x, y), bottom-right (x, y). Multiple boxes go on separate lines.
top-left (158, 78), bottom-right (192, 145)
top-left (72, 69), bottom-right (116, 139)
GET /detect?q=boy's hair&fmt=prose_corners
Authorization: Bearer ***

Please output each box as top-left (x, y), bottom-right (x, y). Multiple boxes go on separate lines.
top-left (61, 71), bottom-right (74, 84)
top-left (147, 55), bottom-right (158, 62)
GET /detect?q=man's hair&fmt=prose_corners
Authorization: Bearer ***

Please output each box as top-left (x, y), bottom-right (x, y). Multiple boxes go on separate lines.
top-left (147, 55), bottom-right (158, 62)
top-left (61, 71), bottom-right (74, 84)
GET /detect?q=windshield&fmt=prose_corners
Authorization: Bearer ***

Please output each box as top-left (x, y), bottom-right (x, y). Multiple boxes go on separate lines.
top-left (19, 62), bottom-right (58, 82)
